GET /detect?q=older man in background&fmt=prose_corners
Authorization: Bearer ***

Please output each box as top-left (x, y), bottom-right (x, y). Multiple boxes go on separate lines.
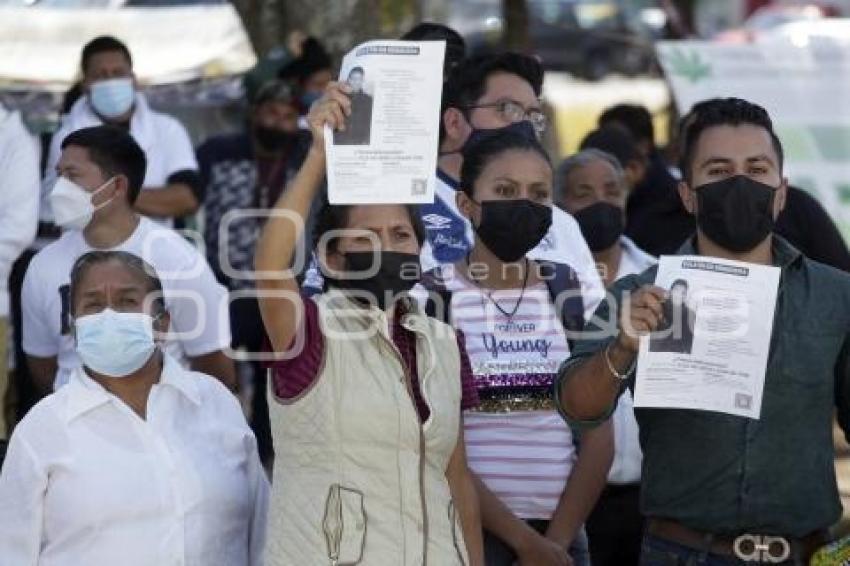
top-left (556, 147), bottom-right (653, 566)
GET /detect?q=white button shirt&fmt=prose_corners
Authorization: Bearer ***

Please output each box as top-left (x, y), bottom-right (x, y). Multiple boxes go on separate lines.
top-left (607, 236), bottom-right (656, 484)
top-left (0, 354), bottom-right (268, 566)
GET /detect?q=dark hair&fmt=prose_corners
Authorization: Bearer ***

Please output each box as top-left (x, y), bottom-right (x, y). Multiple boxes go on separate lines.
top-left (253, 80), bottom-right (296, 107)
top-left (312, 203), bottom-right (426, 254)
top-left (62, 82), bottom-right (84, 114)
top-left (69, 251), bottom-right (165, 316)
top-left (441, 52), bottom-right (543, 142)
top-left (81, 36), bottom-right (132, 74)
top-left (278, 37), bottom-right (333, 84)
top-left (401, 22), bottom-right (466, 75)
top-left (460, 130), bottom-right (551, 197)
top-left (670, 278), bottom-right (689, 292)
top-left (61, 126), bottom-right (147, 204)
top-left (679, 97), bottom-right (784, 183)
top-left (599, 104), bottom-right (654, 145)
top-left (678, 98), bottom-right (717, 141)
top-left (579, 125), bottom-right (643, 168)
top-left (348, 67), bottom-right (365, 77)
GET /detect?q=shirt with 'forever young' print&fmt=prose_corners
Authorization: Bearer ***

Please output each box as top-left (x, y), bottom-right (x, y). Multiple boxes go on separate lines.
top-left (438, 270), bottom-right (577, 520)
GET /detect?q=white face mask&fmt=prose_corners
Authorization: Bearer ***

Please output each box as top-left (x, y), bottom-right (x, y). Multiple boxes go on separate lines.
top-left (74, 308), bottom-right (158, 378)
top-left (49, 176), bottom-right (115, 230)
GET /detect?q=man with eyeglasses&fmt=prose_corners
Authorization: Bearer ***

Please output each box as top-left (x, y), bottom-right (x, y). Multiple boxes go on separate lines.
top-left (557, 97), bottom-right (848, 566)
top-left (422, 53), bottom-right (603, 313)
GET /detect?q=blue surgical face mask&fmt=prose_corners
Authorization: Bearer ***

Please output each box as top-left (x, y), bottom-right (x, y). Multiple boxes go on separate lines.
top-left (89, 77), bottom-right (135, 119)
top-left (74, 308), bottom-right (158, 378)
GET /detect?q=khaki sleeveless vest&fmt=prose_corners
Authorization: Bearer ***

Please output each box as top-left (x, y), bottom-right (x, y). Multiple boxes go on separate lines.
top-left (266, 290), bottom-right (470, 566)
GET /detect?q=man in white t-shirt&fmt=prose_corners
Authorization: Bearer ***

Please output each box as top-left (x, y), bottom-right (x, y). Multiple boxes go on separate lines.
top-left (419, 52), bottom-right (604, 317)
top-left (23, 126), bottom-right (235, 393)
top-left (555, 147), bottom-right (655, 566)
top-left (42, 36), bottom-right (201, 230)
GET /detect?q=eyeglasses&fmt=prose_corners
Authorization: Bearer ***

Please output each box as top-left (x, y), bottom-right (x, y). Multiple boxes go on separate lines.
top-left (465, 99), bottom-right (548, 134)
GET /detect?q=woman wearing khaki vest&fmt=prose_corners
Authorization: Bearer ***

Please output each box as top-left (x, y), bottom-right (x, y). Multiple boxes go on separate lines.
top-left (255, 82), bottom-right (484, 565)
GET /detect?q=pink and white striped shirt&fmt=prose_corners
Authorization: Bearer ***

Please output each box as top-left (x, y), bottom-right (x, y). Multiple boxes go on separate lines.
top-left (444, 273), bottom-right (577, 520)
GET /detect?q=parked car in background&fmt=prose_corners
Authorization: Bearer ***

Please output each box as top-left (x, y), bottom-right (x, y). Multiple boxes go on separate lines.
top-left (446, 0), bottom-right (663, 80)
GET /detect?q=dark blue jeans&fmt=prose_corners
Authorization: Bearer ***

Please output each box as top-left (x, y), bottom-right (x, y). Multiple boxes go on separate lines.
top-left (640, 534), bottom-right (806, 566)
top-left (483, 520), bottom-right (590, 566)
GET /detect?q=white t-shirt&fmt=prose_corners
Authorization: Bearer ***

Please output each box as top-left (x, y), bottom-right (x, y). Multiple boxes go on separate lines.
top-left (440, 271), bottom-right (577, 520)
top-left (42, 94), bottom-right (198, 228)
top-left (22, 217), bottom-right (231, 388)
top-left (0, 354), bottom-right (268, 566)
top-left (607, 235), bottom-right (656, 485)
top-left (419, 172), bottom-right (604, 319)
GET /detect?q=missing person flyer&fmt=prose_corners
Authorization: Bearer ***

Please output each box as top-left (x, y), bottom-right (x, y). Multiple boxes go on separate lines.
top-left (325, 40), bottom-right (445, 205)
top-left (634, 255), bottom-right (780, 419)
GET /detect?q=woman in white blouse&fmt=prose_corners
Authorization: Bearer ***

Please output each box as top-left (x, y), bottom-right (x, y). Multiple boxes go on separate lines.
top-left (0, 250), bottom-right (268, 566)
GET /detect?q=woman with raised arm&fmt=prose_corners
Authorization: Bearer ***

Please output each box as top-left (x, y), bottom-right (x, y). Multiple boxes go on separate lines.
top-left (255, 82), bottom-right (484, 566)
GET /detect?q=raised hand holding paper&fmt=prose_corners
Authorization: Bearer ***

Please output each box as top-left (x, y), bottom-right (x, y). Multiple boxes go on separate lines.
top-left (634, 255), bottom-right (780, 419)
top-left (324, 40), bottom-right (445, 204)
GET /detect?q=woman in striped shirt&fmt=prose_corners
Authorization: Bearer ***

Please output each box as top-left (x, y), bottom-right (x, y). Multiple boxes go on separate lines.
top-left (423, 130), bottom-right (614, 566)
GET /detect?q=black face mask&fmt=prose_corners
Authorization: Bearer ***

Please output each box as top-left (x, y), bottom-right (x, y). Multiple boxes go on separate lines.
top-left (462, 120), bottom-right (537, 154)
top-left (473, 199), bottom-right (552, 263)
top-left (255, 126), bottom-right (296, 151)
top-left (573, 202), bottom-right (625, 252)
top-left (328, 251), bottom-right (421, 310)
top-left (694, 175), bottom-right (777, 253)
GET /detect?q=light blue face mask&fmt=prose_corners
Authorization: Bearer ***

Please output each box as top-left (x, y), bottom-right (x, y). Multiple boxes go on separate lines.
top-left (89, 77), bottom-right (135, 119)
top-left (74, 308), bottom-right (158, 378)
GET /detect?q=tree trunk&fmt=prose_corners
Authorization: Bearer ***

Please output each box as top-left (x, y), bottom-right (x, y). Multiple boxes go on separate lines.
top-left (233, 0), bottom-right (422, 62)
top-left (502, 0), bottom-right (530, 52)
